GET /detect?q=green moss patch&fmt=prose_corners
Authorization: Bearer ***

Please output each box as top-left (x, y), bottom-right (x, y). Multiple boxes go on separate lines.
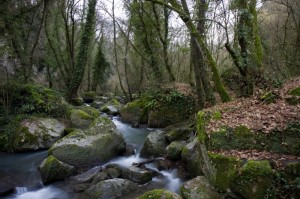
top-left (137, 189), bottom-right (182, 199)
top-left (231, 160), bottom-right (273, 199)
top-left (209, 152), bottom-right (242, 192)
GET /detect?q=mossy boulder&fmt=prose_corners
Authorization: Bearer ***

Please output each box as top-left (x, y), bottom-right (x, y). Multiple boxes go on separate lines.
top-left (69, 106), bottom-right (99, 129)
top-left (286, 86), bottom-right (300, 105)
top-left (68, 166), bottom-right (102, 184)
top-left (120, 99), bottom-right (148, 126)
top-left (137, 189), bottom-right (182, 199)
top-left (85, 178), bottom-right (138, 199)
top-left (140, 130), bottom-right (167, 158)
top-left (146, 90), bottom-right (195, 128)
top-left (49, 117), bottom-right (126, 168)
top-left (208, 153), bottom-right (242, 192)
top-left (3, 84), bottom-right (68, 118)
top-left (39, 155), bottom-right (76, 184)
top-left (181, 139), bottom-right (204, 178)
top-left (100, 99), bottom-right (122, 116)
top-left (165, 127), bottom-right (193, 142)
top-left (180, 176), bottom-right (221, 199)
top-left (12, 117), bottom-right (65, 152)
top-left (122, 166), bottom-right (152, 184)
top-left (166, 141), bottom-right (186, 160)
top-left (230, 160), bottom-right (273, 199)
top-left (81, 91), bottom-right (96, 103)
top-left (208, 124), bottom-right (300, 156)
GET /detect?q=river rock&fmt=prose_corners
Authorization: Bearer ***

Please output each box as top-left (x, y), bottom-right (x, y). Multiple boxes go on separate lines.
top-left (81, 91), bottom-right (96, 103)
top-left (181, 139), bottom-right (204, 178)
top-left (230, 160), bottom-right (273, 199)
top-left (91, 172), bottom-right (110, 186)
top-left (120, 99), bottom-right (148, 126)
top-left (13, 118), bottom-right (65, 152)
top-left (122, 166), bottom-right (152, 184)
top-left (0, 172), bottom-right (17, 196)
top-left (100, 99), bottom-right (122, 116)
top-left (180, 176), bottom-right (221, 199)
top-left (165, 127), bottom-right (193, 142)
top-left (69, 106), bottom-right (99, 129)
top-left (39, 155), bottom-right (76, 184)
top-left (140, 130), bottom-right (167, 158)
top-left (49, 117), bottom-right (126, 168)
top-left (68, 166), bottom-right (102, 184)
top-left (137, 189), bottom-right (182, 199)
top-left (166, 141), bottom-right (186, 160)
top-left (85, 178), bottom-right (138, 199)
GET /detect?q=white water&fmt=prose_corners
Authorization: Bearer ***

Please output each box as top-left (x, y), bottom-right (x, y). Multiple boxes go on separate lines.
top-left (0, 116), bottom-right (184, 198)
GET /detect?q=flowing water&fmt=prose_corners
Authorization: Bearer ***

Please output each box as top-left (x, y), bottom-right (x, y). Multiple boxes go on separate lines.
top-left (0, 116), bottom-right (183, 199)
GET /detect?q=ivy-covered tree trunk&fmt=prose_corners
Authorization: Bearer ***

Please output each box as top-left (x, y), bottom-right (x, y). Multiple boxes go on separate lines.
top-left (225, 0), bottom-right (263, 96)
top-left (66, 0), bottom-right (96, 102)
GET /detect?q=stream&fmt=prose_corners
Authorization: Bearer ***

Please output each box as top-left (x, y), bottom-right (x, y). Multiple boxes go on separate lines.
top-left (0, 116), bottom-right (183, 199)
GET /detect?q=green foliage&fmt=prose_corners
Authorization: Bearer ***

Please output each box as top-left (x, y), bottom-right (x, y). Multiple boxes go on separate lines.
top-left (143, 89), bottom-right (195, 114)
top-left (289, 87), bottom-right (300, 96)
top-left (66, 0), bottom-right (97, 101)
top-left (1, 84), bottom-right (68, 118)
top-left (91, 41), bottom-right (112, 91)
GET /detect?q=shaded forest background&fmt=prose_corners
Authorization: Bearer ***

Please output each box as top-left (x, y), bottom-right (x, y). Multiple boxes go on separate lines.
top-left (0, 0), bottom-right (300, 108)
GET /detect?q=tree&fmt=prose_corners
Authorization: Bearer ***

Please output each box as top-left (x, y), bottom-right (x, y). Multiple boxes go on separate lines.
top-left (146, 0), bottom-right (231, 103)
top-left (66, 0), bottom-right (97, 102)
top-left (225, 0), bottom-right (263, 96)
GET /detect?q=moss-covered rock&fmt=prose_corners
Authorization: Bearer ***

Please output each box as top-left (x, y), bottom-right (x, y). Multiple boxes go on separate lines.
top-left (100, 99), bottom-right (122, 116)
top-left (208, 124), bottom-right (300, 156)
top-left (166, 141), bottom-right (186, 160)
top-left (120, 99), bottom-right (148, 125)
top-left (230, 160), bottom-right (273, 199)
top-left (69, 106), bottom-right (99, 129)
top-left (137, 189), bottom-right (182, 199)
top-left (181, 139), bottom-right (205, 178)
top-left (38, 155), bottom-right (76, 184)
top-left (165, 127), bottom-right (193, 142)
top-left (3, 84), bottom-right (68, 118)
top-left (12, 117), bottom-right (65, 152)
top-left (140, 130), bottom-right (167, 158)
top-left (285, 86), bottom-right (300, 105)
top-left (49, 117), bottom-right (126, 168)
top-left (208, 153), bottom-right (242, 192)
top-left (85, 178), bottom-right (138, 199)
top-left (81, 91), bottom-right (96, 103)
top-left (122, 166), bottom-right (152, 184)
top-left (260, 91), bottom-right (279, 104)
top-left (180, 176), bottom-right (221, 199)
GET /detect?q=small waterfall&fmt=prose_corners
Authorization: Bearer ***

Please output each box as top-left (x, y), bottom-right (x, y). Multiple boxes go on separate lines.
top-left (15, 187), bottom-right (28, 195)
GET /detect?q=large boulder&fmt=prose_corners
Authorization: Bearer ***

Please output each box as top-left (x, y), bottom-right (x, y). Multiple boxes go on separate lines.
top-left (230, 160), bottom-right (273, 199)
top-left (165, 127), bottom-right (193, 142)
top-left (100, 99), bottom-right (122, 116)
top-left (180, 176), bottom-right (221, 199)
top-left (12, 117), bottom-right (65, 152)
top-left (49, 117), bottom-right (126, 168)
top-left (120, 99), bottom-right (148, 126)
top-left (166, 141), bottom-right (186, 160)
top-left (85, 178), bottom-right (138, 199)
top-left (181, 139), bottom-right (204, 178)
top-left (81, 91), bottom-right (97, 103)
top-left (39, 155), bottom-right (76, 184)
top-left (140, 130), bottom-right (167, 158)
top-left (122, 166), bottom-right (152, 184)
top-left (68, 166), bottom-right (102, 184)
top-left (137, 189), bottom-right (182, 199)
top-left (69, 106), bottom-right (99, 129)
top-left (208, 153), bottom-right (242, 193)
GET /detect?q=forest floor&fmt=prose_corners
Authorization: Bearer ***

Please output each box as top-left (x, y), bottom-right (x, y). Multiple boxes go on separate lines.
top-left (204, 77), bottom-right (300, 168)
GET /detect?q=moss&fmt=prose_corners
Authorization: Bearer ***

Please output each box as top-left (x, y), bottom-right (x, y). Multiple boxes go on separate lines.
top-left (231, 160), bottom-right (273, 199)
top-left (196, 111), bottom-right (209, 144)
top-left (209, 153), bottom-right (242, 192)
top-left (260, 91), bottom-right (278, 104)
top-left (137, 189), bottom-right (182, 199)
top-left (289, 87), bottom-right (300, 96)
top-left (79, 106), bottom-right (99, 118)
top-left (212, 111), bottom-right (222, 120)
